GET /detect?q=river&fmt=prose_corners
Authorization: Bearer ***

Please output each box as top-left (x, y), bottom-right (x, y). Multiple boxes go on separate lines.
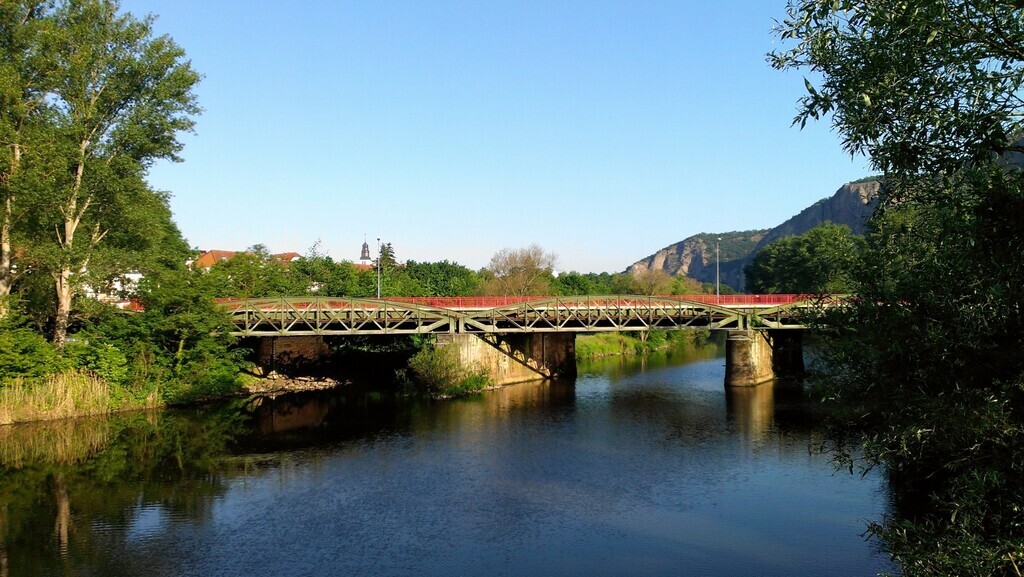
top-left (0, 345), bottom-right (894, 576)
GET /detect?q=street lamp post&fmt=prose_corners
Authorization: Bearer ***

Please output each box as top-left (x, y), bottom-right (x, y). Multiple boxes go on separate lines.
top-left (376, 237), bottom-right (381, 298)
top-left (716, 237), bottom-right (721, 303)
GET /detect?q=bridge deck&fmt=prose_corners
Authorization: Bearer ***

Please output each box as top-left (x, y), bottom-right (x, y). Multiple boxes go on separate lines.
top-left (217, 295), bottom-right (832, 337)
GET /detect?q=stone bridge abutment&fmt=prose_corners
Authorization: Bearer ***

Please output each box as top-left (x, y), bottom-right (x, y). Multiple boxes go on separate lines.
top-left (436, 333), bottom-right (577, 386)
top-left (724, 329), bottom-right (805, 387)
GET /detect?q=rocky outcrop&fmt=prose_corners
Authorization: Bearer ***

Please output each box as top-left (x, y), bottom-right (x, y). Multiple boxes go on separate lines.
top-left (627, 230), bottom-right (767, 280)
top-left (627, 179), bottom-right (880, 290)
top-left (750, 179), bottom-right (879, 248)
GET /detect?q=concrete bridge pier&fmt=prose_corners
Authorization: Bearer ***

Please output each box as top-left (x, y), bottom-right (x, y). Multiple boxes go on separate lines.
top-left (724, 329), bottom-right (805, 387)
top-left (725, 330), bottom-right (775, 387)
top-left (437, 333), bottom-right (577, 386)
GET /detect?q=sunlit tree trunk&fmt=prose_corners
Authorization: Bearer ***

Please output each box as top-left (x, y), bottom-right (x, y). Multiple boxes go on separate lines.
top-left (0, 195), bottom-right (12, 319)
top-left (0, 143), bottom-right (21, 319)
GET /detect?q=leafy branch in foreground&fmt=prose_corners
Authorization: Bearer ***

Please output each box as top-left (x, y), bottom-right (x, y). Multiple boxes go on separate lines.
top-left (774, 2), bottom-right (1024, 575)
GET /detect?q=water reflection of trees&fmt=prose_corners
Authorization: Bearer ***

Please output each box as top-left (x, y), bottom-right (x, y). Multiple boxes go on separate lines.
top-left (0, 406), bottom-right (246, 576)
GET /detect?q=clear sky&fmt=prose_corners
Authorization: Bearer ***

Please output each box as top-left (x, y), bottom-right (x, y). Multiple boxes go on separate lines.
top-left (120, 0), bottom-right (871, 273)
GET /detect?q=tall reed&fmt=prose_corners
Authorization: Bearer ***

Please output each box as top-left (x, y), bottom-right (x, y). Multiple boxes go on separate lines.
top-left (0, 371), bottom-right (111, 425)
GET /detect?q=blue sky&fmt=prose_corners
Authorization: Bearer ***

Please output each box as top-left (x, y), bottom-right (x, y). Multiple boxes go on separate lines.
top-left (121, 0), bottom-right (871, 273)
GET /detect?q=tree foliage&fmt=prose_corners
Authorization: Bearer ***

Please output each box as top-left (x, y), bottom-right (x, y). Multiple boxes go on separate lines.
top-left (774, 2), bottom-right (1024, 574)
top-left (480, 244), bottom-right (557, 296)
top-left (0, 0), bottom-right (200, 346)
top-left (203, 246), bottom-right (306, 298)
top-left (626, 268), bottom-right (674, 295)
top-left (405, 260), bottom-right (479, 296)
top-left (772, 0), bottom-right (1024, 179)
top-left (744, 223), bottom-right (861, 294)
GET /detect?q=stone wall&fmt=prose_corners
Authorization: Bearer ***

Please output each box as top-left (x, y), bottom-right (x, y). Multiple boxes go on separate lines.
top-left (436, 333), bottom-right (577, 386)
top-left (253, 336), bottom-right (330, 374)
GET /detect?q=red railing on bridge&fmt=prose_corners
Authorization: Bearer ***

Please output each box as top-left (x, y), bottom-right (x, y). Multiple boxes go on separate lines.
top-left (213, 294), bottom-right (815, 311)
top-left (385, 294), bottom-right (811, 308)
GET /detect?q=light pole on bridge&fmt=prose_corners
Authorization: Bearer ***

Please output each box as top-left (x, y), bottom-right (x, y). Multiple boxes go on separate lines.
top-left (716, 237), bottom-right (721, 304)
top-left (376, 237), bottom-right (381, 299)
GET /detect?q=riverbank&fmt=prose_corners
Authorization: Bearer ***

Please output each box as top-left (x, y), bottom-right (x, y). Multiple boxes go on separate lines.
top-left (0, 370), bottom-right (356, 426)
top-left (0, 371), bottom-right (159, 426)
top-left (1, 331), bottom-right (716, 425)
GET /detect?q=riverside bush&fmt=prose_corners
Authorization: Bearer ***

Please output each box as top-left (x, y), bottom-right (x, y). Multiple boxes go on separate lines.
top-left (0, 328), bottom-right (70, 382)
top-left (66, 342), bottom-right (129, 387)
top-left (406, 345), bottom-right (490, 397)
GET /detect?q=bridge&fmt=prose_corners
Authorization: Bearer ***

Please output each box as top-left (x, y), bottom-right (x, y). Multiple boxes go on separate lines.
top-left (217, 295), bottom-right (835, 388)
top-left (217, 294), bottom-right (826, 336)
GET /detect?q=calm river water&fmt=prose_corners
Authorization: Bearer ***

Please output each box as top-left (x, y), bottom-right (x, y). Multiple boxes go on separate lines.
top-left (0, 346), bottom-right (894, 576)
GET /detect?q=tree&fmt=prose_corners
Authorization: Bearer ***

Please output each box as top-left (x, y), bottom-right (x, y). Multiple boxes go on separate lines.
top-left (291, 242), bottom-right (357, 296)
top-left (3, 0), bottom-right (200, 346)
top-left (204, 246), bottom-right (305, 298)
top-left (669, 275), bottom-right (704, 295)
top-left (480, 245), bottom-right (557, 296)
top-left (628, 268), bottom-right (674, 295)
top-left (744, 223), bottom-right (861, 294)
top-left (771, 0), bottom-right (1024, 178)
top-left (552, 271), bottom-right (593, 296)
top-left (0, 1), bottom-right (53, 317)
top-left (774, 2), bottom-right (1024, 574)
top-left (378, 242), bottom-right (397, 269)
top-left (405, 260), bottom-right (480, 296)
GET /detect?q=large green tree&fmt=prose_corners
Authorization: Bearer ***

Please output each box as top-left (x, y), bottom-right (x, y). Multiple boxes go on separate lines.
top-left (0, 0), bottom-right (52, 317)
top-left (2, 0), bottom-right (200, 346)
top-left (774, 2), bottom-right (1024, 574)
top-left (744, 223), bottom-right (861, 294)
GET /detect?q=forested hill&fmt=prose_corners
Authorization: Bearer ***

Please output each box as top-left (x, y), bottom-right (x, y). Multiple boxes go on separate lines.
top-left (627, 179), bottom-right (880, 290)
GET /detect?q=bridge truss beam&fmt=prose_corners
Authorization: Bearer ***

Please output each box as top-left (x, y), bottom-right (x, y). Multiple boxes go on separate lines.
top-left (219, 296), bottom-right (823, 337)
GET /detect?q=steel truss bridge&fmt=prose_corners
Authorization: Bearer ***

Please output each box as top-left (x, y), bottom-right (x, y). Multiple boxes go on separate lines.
top-left (217, 295), bottom-right (834, 337)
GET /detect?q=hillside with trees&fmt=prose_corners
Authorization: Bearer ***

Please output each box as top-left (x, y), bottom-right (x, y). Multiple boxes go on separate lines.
top-left (628, 179), bottom-right (879, 290)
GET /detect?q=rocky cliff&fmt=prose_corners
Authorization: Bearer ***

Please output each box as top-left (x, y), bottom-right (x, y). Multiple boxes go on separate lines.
top-left (627, 179), bottom-right (880, 290)
top-left (627, 230), bottom-right (768, 281)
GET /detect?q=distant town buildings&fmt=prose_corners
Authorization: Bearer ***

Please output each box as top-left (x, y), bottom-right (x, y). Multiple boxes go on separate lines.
top-left (87, 241), bottom-right (385, 308)
top-left (189, 249), bottom-right (301, 270)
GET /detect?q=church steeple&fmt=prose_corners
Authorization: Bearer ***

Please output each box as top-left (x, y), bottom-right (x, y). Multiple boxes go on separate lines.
top-left (360, 240), bottom-right (371, 261)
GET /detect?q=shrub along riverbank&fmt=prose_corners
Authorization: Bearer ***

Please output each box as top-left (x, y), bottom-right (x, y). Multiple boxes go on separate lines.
top-left (403, 344), bottom-right (492, 399)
